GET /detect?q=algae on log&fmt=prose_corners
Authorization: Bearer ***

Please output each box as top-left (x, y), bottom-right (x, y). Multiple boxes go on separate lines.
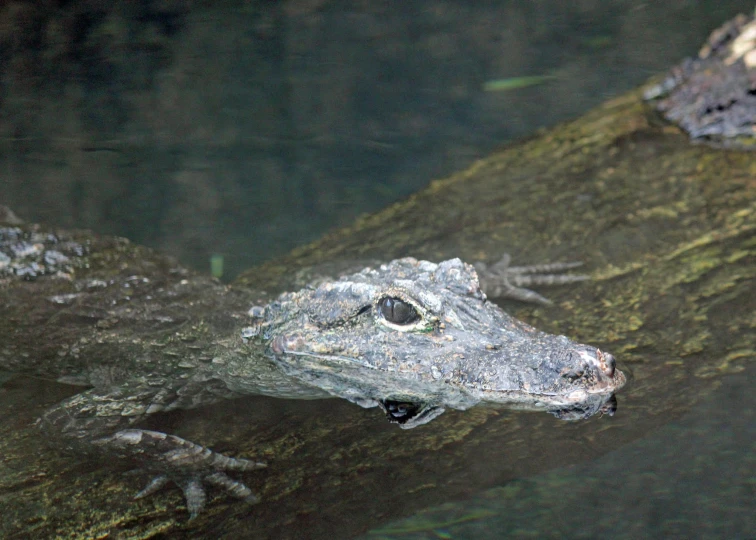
top-left (1, 84), bottom-right (754, 539)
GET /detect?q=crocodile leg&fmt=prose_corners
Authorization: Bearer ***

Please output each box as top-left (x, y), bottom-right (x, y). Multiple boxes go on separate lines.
top-left (474, 254), bottom-right (588, 304)
top-left (38, 379), bottom-right (266, 519)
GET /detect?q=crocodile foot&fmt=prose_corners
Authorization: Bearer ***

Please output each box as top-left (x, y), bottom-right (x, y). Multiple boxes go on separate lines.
top-left (99, 429), bottom-right (266, 519)
top-left (474, 254), bottom-right (588, 304)
top-left (135, 470), bottom-right (260, 519)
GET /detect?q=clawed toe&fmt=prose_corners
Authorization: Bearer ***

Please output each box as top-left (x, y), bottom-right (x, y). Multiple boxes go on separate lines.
top-left (205, 471), bottom-right (259, 503)
top-left (134, 469), bottom-right (261, 520)
top-left (181, 478), bottom-right (207, 519)
top-left (134, 474), bottom-right (169, 499)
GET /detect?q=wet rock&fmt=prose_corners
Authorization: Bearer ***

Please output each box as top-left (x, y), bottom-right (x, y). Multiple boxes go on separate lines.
top-left (645, 12), bottom-right (756, 149)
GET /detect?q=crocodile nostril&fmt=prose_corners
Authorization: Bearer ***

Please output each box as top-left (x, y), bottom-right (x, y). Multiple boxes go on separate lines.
top-left (600, 351), bottom-right (616, 377)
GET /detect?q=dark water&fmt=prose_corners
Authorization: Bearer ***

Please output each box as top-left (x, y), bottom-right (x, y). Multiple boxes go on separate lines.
top-left (2, 1), bottom-right (754, 276)
top-left (359, 364), bottom-right (755, 539)
top-left (1, 1), bottom-right (755, 539)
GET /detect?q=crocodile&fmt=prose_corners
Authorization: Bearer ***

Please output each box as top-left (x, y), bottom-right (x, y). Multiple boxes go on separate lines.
top-left (0, 212), bottom-right (624, 518)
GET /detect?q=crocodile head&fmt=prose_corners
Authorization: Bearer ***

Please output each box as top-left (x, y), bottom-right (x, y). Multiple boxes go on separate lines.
top-left (260, 258), bottom-right (626, 428)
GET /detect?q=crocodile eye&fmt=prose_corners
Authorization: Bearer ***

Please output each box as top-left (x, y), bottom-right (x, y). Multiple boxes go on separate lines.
top-left (378, 297), bottom-right (420, 325)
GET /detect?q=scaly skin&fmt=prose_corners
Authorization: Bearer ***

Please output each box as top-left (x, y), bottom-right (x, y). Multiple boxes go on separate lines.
top-left (0, 213), bottom-right (625, 518)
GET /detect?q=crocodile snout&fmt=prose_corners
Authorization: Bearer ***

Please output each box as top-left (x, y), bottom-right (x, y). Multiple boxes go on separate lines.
top-left (569, 346), bottom-right (625, 392)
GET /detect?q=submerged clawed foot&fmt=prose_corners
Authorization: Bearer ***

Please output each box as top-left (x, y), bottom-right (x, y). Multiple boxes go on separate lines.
top-left (474, 254), bottom-right (588, 304)
top-left (135, 469), bottom-right (261, 519)
top-left (101, 429), bottom-right (266, 519)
